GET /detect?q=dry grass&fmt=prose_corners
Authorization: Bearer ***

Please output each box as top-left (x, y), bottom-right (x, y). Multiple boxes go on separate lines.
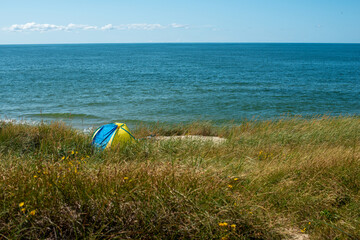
top-left (0, 116), bottom-right (359, 239)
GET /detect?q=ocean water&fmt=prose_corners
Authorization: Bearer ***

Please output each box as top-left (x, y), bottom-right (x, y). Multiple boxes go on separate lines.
top-left (1, 43), bottom-right (360, 130)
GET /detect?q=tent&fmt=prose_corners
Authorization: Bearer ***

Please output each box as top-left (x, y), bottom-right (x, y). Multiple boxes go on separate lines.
top-left (91, 123), bottom-right (136, 149)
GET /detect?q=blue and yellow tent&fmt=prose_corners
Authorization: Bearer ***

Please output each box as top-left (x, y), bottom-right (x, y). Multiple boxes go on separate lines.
top-left (91, 123), bottom-right (136, 149)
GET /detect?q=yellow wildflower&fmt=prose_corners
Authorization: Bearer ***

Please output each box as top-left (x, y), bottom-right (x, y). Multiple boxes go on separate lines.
top-left (74, 167), bottom-right (77, 173)
top-left (75, 151), bottom-right (78, 154)
top-left (218, 222), bottom-right (228, 227)
top-left (34, 175), bottom-right (37, 178)
top-left (124, 177), bottom-right (129, 180)
top-left (61, 156), bottom-right (65, 160)
top-left (231, 224), bottom-right (236, 231)
top-left (29, 210), bottom-right (36, 216)
top-left (71, 150), bottom-right (74, 155)
top-left (228, 184), bottom-right (233, 188)
top-left (19, 202), bottom-right (25, 207)
top-left (234, 178), bottom-right (239, 181)
top-left (21, 208), bottom-right (26, 213)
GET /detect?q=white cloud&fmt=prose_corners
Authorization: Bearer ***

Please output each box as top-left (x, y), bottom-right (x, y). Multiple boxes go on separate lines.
top-left (100, 24), bottom-right (114, 30)
top-left (169, 23), bottom-right (189, 29)
top-left (66, 23), bottom-right (98, 31)
top-left (125, 23), bottom-right (165, 30)
top-left (3, 22), bottom-right (189, 32)
top-left (3, 22), bottom-right (99, 32)
top-left (5, 22), bottom-right (62, 32)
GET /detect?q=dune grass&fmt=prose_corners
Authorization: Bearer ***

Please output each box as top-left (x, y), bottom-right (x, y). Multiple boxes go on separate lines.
top-left (0, 116), bottom-right (359, 239)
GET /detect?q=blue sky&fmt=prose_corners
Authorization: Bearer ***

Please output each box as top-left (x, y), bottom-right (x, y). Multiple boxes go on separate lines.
top-left (1, 0), bottom-right (359, 44)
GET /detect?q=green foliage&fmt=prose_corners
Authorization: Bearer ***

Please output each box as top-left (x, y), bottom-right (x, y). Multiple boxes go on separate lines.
top-left (0, 116), bottom-right (359, 239)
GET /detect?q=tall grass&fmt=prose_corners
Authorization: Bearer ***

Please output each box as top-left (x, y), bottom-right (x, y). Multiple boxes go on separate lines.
top-left (0, 116), bottom-right (359, 239)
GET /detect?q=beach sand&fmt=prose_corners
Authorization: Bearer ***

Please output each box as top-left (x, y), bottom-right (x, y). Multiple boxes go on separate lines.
top-left (154, 135), bottom-right (226, 144)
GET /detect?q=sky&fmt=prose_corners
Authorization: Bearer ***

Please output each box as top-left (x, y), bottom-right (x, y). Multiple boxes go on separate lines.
top-left (1, 0), bottom-right (360, 44)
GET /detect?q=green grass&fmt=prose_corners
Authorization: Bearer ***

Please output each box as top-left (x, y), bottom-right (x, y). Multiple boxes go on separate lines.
top-left (0, 116), bottom-right (359, 239)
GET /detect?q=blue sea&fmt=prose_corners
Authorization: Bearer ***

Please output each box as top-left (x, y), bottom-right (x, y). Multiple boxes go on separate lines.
top-left (1, 43), bottom-right (359, 130)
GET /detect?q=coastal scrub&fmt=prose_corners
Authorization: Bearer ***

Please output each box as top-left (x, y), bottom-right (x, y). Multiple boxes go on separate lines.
top-left (0, 116), bottom-right (359, 239)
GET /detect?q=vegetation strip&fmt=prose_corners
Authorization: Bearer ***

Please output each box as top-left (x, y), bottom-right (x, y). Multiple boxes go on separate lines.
top-left (0, 116), bottom-right (359, 239)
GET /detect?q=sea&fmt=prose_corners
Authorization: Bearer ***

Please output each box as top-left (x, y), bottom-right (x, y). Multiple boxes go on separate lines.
top-left (1, 43), bottom-right (359, 131)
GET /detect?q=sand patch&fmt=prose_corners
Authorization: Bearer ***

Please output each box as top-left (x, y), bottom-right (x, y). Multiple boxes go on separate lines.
top-left (154, 135), bottom-right (226, 144)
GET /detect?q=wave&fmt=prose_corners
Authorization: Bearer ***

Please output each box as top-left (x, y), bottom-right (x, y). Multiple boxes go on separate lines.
top-left (26, 113), bottom-right (101, 119)
top-left (0, 118), bottom-right (40, 126)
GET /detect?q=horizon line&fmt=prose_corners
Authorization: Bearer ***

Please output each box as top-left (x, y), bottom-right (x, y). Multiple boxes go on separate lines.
top-left (1, 41), bottom-right (360, 46)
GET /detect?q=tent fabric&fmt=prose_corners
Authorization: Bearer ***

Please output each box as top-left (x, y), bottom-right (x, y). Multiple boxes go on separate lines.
top-left (92, 123), bottom-right (136, 149)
